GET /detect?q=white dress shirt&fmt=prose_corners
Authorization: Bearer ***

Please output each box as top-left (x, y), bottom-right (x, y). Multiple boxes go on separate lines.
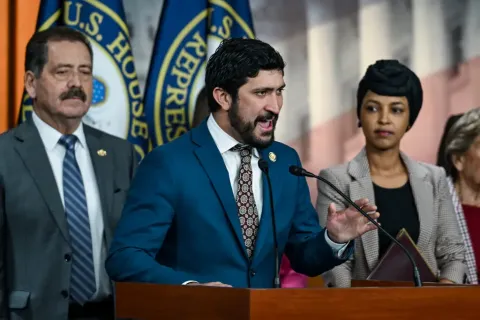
top-left (207, 114), bottom-right (264, 218)
top-left (32, 111), bottom-right (110, 301)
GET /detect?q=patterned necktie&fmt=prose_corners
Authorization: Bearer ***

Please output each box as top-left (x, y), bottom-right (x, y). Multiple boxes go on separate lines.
top-left (59, 135), bottom-right (96, 305)
top-left (231, 144), bottom-right (259, 258)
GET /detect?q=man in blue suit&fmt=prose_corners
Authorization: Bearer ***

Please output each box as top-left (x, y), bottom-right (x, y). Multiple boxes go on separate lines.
top-left (105, 38), bottom-right (379, 288)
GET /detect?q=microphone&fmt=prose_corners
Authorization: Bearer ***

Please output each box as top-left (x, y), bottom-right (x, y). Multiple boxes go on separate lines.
top-left (258, 159), bottom-right (280, 288)
top-left (289, 165), bottom-right (423, 287)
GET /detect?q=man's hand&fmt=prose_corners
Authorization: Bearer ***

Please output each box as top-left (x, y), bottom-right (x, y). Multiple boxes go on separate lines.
top-left (326, 198), bottom-right (380, 244)
top-left (186, 282), bottom-right (232, 287)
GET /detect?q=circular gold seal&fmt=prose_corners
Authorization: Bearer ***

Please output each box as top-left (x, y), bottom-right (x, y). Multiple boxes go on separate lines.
top-left (269, 152), bottom-right (277, 162)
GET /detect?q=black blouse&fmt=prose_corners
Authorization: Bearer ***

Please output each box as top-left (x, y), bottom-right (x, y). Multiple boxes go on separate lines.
top-left (373, 181), bottom-right (420, 257)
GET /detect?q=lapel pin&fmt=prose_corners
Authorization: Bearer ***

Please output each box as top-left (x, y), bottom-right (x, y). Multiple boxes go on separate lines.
top-left (97, 149), bottom-right (107, 157)
top-left (268, 152), bottom-right (277, 162)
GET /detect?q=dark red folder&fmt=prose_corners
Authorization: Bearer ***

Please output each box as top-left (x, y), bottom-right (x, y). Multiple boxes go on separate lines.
top-left (366, 228), bottom-right (438, 283)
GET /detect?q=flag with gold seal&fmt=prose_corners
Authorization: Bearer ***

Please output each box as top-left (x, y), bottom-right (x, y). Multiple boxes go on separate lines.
top-left (143, 0), bottom-right (255, 148)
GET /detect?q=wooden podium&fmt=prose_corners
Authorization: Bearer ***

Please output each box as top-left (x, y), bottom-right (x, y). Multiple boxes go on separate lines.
top-left (115, 281), bottom-right (480, 319)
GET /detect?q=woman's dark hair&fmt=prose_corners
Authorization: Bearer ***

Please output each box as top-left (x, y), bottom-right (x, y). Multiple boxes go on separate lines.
top-left (356, 59), bottom-right (423, 128)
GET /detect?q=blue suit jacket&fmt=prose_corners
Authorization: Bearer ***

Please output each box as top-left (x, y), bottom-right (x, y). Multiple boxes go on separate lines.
top-left (106, 121), bottom-right (352, 288)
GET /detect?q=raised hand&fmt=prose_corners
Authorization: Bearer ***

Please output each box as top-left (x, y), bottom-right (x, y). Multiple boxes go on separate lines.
top-left (325, 198), bottom-right (380, 244)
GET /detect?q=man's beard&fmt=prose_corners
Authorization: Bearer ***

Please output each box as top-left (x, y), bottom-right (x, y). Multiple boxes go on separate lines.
top-left (228, 100), bottom-right (278, 149)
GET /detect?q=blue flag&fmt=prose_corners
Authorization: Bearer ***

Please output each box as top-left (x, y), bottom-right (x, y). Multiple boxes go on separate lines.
top-left (143, 0), bottom-right (255, 147)
top-left (19, 0), bottom-right (149, 160)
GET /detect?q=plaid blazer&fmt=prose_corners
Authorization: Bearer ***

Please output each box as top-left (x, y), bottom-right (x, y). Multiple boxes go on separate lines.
top-left (446, 177), bottom-right (478, 284)
top-left (316, 148), bottom-right (466, 287)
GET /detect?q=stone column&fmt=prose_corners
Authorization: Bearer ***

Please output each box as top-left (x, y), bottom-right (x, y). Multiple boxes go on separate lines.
top-left (411, 0), bottom-right (450, 77)
top-left (358, 0), bottom-right (393, 74)
top-left (304, 0), bottom-right (343, 167)
top-left (405, 0), bottom-right (450, 162)
top-left (464, 0), bottom-right (480, 108)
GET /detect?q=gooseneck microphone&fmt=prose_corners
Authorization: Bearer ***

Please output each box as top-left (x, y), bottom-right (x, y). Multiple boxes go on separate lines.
top-left (289, 165), bottom-right (423, 287)
top-left (258, 159), bottom-right (280, 288)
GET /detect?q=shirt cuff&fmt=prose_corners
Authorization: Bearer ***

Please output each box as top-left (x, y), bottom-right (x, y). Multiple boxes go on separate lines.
top-left (325, 230), bottom-right (350, 259)
top-left (182, 280), bottom-right (198, 285)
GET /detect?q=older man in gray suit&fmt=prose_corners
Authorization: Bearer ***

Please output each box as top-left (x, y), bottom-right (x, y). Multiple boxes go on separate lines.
top-left (0, 27), bottom-right (137, 319)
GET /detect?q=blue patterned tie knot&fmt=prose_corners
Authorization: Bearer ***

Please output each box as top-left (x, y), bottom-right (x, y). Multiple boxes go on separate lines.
top-left (59, 135), bottom-right (78, 151)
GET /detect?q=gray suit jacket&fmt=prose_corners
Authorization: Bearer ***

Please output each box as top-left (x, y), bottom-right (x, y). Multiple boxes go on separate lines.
top-left (316, 148), bottom-right (466, 287)
top-left (0, 119), bottom-right (137, 320)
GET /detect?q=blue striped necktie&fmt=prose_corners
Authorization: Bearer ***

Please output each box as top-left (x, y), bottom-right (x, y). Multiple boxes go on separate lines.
top-left (59, 134), bottom-right (96, 305)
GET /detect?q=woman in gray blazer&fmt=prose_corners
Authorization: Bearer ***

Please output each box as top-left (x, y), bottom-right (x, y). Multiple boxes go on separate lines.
top-left (316, 60), bottom-right (466, 288)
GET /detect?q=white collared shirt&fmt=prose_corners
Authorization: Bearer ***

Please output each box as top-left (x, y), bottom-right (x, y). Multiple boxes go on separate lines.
top-left (32, 111), bottom-right (110, 300)
top-left (207, 115), bottom-right (264, 218)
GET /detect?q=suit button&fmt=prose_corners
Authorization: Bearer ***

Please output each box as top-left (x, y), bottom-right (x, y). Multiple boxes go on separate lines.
top-left (61, 290), bottom-right (69, 299)
top-left (250, 270), bottom-right (256, 277)
top-left (64, 254), bottom-right (71, 262)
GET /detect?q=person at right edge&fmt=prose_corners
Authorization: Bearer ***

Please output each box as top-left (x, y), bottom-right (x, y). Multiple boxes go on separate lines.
top-left (443, 107), bottom-right (480, 284)
top-left (316, 59), bottom-right (466, 287)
